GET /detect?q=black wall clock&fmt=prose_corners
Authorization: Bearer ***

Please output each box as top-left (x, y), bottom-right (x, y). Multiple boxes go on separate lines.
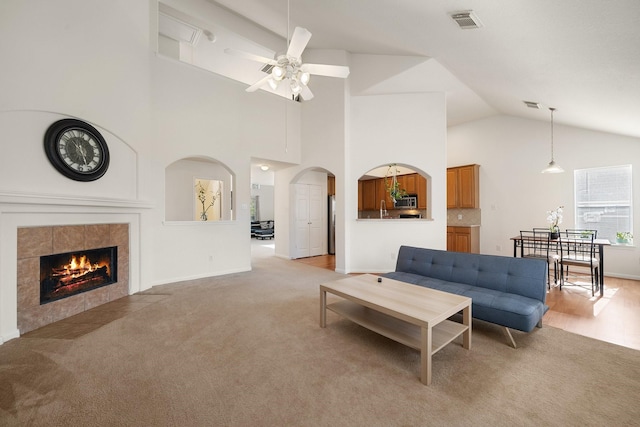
top-left (44, 119), bottom-right (110, 181)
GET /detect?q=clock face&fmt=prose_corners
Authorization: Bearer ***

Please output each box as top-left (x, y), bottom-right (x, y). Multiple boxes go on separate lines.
top-left (57, 128), bottom-right (104, 174)
top-left (44, 119), bottom-right (110, 181)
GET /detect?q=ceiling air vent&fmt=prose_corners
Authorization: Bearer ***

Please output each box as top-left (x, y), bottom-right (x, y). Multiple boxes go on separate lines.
top-left (450, 11), bottom-right (483, 29)
top-left (261, 63), bottom-right (275, 74)
top-left (524, 101), bottom-right (541, 109)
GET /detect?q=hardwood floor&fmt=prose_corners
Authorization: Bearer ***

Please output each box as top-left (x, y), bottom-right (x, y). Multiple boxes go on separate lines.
top-left (294, 254), bottom-right (640, 351)
top-left (292, 253), bottom-right (337, 270)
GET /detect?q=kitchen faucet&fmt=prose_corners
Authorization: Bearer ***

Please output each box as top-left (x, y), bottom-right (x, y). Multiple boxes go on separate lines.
top-left (380, 199), bottom-right (387, 218)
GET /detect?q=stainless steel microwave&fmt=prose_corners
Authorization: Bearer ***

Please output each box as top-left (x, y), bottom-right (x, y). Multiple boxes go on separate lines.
top-left (395, 195), bottom-right (417, 209)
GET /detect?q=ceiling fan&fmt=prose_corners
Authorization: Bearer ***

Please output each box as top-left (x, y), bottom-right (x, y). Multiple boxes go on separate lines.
top-left (224, 26), bottom-right (350, 100)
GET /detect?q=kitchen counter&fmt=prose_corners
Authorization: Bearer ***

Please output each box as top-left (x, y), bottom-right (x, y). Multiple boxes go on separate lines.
top-left (357, 217), bottom-right (432, 221)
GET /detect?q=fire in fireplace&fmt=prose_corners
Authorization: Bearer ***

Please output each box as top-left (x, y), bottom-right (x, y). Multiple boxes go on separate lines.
top-left (40, 246), bottom-right (117, 304)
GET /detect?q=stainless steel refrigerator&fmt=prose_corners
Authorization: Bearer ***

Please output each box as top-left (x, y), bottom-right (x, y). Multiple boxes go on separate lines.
top-left (328, 195), bottom-right (336, 255)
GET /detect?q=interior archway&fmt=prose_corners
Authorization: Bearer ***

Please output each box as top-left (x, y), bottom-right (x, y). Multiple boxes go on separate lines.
top-left (357, 163), bottom-right (432, 220)
top-left (165, 157), bottom-right (235, 221)
top-left (289, 167), bottom-right (336, 262)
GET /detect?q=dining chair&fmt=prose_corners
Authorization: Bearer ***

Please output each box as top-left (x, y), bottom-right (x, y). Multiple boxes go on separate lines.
top-left (565, 229), bottom-right (598, 238)
top-left (558, 230), bottom-right (599, 296)
top-left (519, 230), bottom-right (557, 288)
top-left (561, 229), bottom-right (597, 283)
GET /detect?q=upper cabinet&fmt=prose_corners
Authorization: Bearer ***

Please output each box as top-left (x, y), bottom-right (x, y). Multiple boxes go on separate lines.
top-left (327, 175), bottom-right (335, 196)
top-left (361, 179), bottom-right (378, 210)
top-left (357, 171), bottom-right (429, 214)
top-left (447, 164), bottom-right (479, 209)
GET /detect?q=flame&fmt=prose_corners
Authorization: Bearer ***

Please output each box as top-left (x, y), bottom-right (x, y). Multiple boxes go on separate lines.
top-left (68, 255), bottom-right (89, 270)
top-left (63, 255), bottom-right (100, 277)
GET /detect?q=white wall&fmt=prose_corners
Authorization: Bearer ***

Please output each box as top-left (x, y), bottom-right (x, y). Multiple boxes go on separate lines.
top-left (448, 115), bottom-right (640, 279)
top-left (274, 49), bottom-right (349, 263)
top-left (251, 185), bottom-right (274, 221)
top-left (347, 93), bottom-right (447, 273)
top-left (0, 0), bottom-right (304, 341)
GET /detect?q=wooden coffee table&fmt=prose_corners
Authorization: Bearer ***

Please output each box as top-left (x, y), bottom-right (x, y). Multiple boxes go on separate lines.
top-left (320, 274), bottom-right (471, 385)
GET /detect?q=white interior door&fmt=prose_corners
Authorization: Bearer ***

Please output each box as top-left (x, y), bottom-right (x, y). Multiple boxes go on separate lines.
top-left (308, 185), bottom-right (323, 257)
top-left (293, 183), bottom-right (324, 258)
top-left (294, 184), bottom-right (310, 258)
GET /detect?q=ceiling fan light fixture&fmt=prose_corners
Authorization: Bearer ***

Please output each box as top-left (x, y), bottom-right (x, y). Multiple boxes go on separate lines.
top-left (541, 107), bottom-right (564, 174)
top-left (224, 0), bottom-right (349, 101)
top-left (299, 71), bottom-right (310, 86)
top-left (267, 78), bottom-right (279, 90)
top-left (272, 65), bottom-right (285, 80)
top-left (290, 80), bottom-right (302, 94)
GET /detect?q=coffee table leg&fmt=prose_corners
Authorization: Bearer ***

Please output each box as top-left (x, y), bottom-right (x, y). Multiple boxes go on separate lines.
top-left (420, 326), bottom-right (432, 385)
top-left (320, 287), bottom-right (327, 328)
top-left (462, 305), bottom-right (472, 350)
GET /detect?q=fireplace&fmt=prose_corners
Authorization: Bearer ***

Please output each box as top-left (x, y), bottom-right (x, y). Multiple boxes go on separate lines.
top-left (16, 223), bottom-right (130, 334)
top-left (40, 246), bottom-right (117, 304)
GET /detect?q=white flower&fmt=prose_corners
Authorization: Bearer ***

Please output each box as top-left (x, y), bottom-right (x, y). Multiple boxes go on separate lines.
top-left (546, 206), bottom-right (564, 228)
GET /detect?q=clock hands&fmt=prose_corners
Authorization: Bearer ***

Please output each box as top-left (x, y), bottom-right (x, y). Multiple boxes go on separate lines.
top-left (73, 140), bottom-right (89, 166)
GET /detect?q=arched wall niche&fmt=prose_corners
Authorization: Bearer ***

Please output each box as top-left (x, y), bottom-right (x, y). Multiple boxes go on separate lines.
top-left (357, 163), bottom-right (432, 220)
top-left (165, 156), bottom-right (235, 221)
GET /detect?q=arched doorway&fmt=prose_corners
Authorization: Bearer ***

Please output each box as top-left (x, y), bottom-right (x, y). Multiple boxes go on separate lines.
top-left (289, 168), bottom-right (336, 267)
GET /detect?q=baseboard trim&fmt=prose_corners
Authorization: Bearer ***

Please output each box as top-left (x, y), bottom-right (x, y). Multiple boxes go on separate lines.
top-left (1, 329), bottom-right (20, 345)
top-left (148, 266), bottom-right (251, 288)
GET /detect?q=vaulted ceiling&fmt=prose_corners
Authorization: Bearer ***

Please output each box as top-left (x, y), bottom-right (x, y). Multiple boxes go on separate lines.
top-left (199, 0), bottom-right (640, 138)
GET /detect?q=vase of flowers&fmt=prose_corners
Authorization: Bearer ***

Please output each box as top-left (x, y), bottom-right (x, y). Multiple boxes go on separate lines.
top-left (546, 206), bottom-right (563, 239)
top-left (195, 181), bottom-right (221, 221)
top-left (616, 231), bottom-right (633, 244)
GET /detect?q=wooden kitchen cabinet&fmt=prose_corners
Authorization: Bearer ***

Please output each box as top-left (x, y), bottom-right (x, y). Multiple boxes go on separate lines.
top-left (416, 174), bottom-right (427, 209)
top-left (327, 175), bottom-right (335, 196)
top-left (361, 179), bottom-right (377, 210)
top-left (376, 178), bottom-right (394, 209)
top-left (359, 172), bottom-right (428, 212)
top-left (447, 226), bottom-right (480, 253)
top-left (447, 164), bottom-right (479, 209)
top-left (398, 174), bottom-right (417, 194)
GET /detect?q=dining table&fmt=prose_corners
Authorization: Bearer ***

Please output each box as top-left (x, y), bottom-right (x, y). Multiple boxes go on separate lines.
top-left (510, 234), bottom-right (611, 297)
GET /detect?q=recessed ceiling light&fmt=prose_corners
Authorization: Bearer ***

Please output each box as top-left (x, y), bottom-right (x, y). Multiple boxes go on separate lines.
top-left (260, 165), bottom-right (269, 171)
top-left (523, 101), bottom-right (541, 109)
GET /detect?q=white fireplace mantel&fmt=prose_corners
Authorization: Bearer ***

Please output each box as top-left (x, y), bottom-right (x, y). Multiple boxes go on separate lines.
top-left (0, 194), bottom-right (151, 345)
top-left (0, 191), bottom-right (154, 210)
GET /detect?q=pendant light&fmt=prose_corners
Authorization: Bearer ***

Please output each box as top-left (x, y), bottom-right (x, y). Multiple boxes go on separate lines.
top-left (541, 107), bottom-right (564, 173)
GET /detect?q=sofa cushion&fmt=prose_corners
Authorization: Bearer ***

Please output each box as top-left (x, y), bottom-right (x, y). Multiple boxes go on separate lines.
top-left (383, 271), bottom-right (547, 332)
top-left (394, 246), bottom-right (547, 303)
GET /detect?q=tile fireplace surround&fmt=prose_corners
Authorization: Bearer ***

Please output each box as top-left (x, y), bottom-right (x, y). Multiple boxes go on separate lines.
top-left (17, 223), bottom-right (129, 334)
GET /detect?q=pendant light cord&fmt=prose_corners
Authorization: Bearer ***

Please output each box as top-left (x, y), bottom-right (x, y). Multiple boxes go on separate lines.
top-left (550, 107), bottom-right (555, 161)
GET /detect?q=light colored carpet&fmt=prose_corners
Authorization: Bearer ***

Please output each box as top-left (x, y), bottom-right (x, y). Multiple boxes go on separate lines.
top-left (1, 244), bottom-right (639, 426)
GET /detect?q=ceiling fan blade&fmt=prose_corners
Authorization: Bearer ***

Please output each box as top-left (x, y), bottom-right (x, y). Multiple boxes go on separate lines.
top-left (300, 63), bottom-right (350, 78)
top-left (286, 27), bottom-right (312, 59)
top-left (224, 48), bottom-right (277, 66)
top-left (300, 85), bottom-right (314, 101)
top-left (246, 75), bottom-right (273, 92)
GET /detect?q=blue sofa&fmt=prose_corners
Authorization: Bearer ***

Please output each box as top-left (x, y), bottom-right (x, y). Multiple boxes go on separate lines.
top-left (382, 246), bottom-right (549, 347)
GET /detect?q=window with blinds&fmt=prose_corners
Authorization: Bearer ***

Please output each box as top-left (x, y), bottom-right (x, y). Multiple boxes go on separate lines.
top-left (574, 165), bottom-right (632, 242)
